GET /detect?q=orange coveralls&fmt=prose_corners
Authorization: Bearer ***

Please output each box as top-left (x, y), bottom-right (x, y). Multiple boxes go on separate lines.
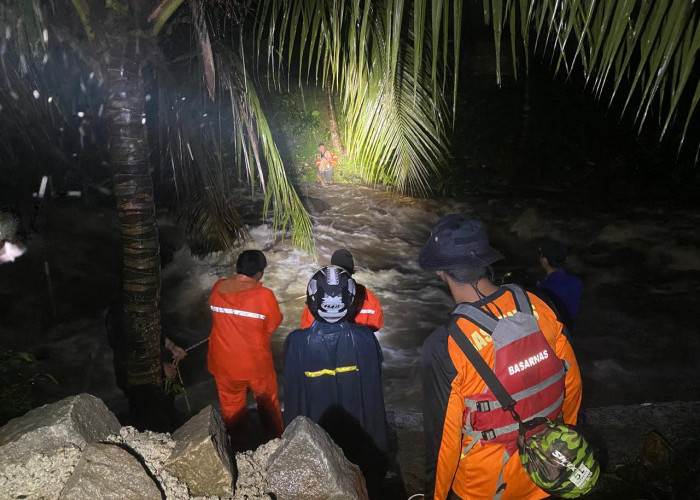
top-left (207, 275), bottom-right (284, 437)
top-left (300, 284), bottom-right (383, 332)
top-left (421, 288), bottom-right (582, 500)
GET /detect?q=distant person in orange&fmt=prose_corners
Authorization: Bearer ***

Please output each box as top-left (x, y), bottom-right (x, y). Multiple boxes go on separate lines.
top-left (301, 249), bottom-right (383, 332)
top-left (207, 250), bottom-right (284, 443)
top-left (316, 142), bottom-right (338, 185)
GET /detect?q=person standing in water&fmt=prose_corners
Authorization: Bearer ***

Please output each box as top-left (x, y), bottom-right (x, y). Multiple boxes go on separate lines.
top-left (300, 249), bottom-right (383, 332)
top-left (316, 142), bottom-right (338, 185)
top-left (207, 250), bottom-right (284, 445)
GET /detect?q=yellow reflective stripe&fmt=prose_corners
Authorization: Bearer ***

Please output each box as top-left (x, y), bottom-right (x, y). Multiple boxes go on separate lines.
top-left (335, 366), bottom-right (358, 373)
top-left (304, 365), bottom-right (359, 378)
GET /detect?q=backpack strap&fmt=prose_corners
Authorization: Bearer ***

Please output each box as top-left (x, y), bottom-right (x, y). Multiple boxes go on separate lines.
top-left (494, 450), bottom-right (510, 499)
top-left (450, 303), bottom-right (499, 333)
top-left (503, 284), bottom-right (533, 315)
top-left (451, 285), bottom-right (533, 331)
top-left (448, 319), bottom-right (517, 412)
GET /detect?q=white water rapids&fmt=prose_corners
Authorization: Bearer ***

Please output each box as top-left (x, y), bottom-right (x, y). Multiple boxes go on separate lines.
top-left (161, 184), bottom-right (469, 411)
top-left (4, 182), bottom-right (698, 418)
top-left (160, 182), bottom-right (700, 413)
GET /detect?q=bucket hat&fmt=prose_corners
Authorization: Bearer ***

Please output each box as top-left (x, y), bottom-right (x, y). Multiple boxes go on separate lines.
top-left (419, 215), bottom-right (503, 271)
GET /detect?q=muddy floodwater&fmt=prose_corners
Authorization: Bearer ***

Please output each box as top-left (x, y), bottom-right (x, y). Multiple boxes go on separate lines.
top-left (1, 182), bottom-right (699, 422)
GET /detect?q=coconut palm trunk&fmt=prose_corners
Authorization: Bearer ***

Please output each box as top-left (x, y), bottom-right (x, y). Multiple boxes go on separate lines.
top-left (327, 87), bottom-right (346, 155)
top-left (102, 6), bottom-right (167, 430)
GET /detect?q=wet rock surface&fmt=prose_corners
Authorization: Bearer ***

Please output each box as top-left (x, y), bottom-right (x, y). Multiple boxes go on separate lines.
top-left (582, 400), bottom-right (700, 466)
top-left (0, 396), bottom-right (361, 500)
top-left (265, 416), bottom-right (368, 500)
top-left (58, 442), bottom-right (163, 500)
top-left (0, 393), bottom-right (121, 468)
top-left (165, 406), bottom-right (235, 497)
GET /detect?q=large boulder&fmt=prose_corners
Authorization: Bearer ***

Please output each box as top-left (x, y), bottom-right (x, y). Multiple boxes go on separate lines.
top-left (58, 443), bottom-right (162, 500)
top-left (265, 416), bottom-right (368, 500)
top-left (164, 405), bottom-right (235, 497)
top-left (0, 393), bottom-right (121, 500)
top-left (0, 393), bottom-right (121, 467)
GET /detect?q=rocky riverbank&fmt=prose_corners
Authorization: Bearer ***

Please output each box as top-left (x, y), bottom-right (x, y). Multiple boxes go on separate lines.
top-left (0, 394), bottom-right (367, 500)
top-left (1, 393), bottom-right (698, 499)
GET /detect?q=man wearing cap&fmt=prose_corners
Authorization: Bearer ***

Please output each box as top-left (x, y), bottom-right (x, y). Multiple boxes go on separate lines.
top-left (284, 265), bottom-right (388, 493)
top-left (300, 249), bottom-right (384, 332)
top-left (537, 237), bottom-right (582, 331)
top-left (419, 215), bottom-right (582, 500)
top-left (207, 250), bottom-right (284, 445)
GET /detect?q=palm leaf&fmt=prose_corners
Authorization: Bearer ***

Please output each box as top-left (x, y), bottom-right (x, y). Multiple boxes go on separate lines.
top-left (484, 0), bottom-right (700, 153)
top-left (256, 0), bottom-right (460, 194)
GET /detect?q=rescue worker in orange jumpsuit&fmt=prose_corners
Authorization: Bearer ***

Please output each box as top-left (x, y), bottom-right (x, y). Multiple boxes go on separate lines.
top-left (300, 249), bottom-right (383, 332)
top-left (418, 215), bottom-right (582, 500)
top-left (316, 142), bottom-right (338, 185)
top-left (207, 250), bottom-right (284, 443)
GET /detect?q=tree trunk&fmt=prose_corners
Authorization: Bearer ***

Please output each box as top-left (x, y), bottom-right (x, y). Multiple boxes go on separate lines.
top-left (103, 7), bottom-right (167, 430)
top-left (327, 87), bottom-right (347, 155)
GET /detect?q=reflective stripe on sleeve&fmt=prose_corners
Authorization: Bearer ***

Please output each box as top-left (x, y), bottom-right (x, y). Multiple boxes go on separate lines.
top-left (304, 365), bottom-right (359, 378)
top-left (210, 305), bottom-right (266, 320)
top-left (359, 309), bottom-right (376, 314)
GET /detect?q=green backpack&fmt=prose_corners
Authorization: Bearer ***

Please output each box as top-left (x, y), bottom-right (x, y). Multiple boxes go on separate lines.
top-left (518, 417), bottom-right (600, 498)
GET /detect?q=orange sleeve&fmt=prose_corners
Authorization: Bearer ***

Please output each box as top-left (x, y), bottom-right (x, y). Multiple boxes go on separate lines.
top-left (529, 293), bottom-right (582, 424)
top-left (421, 328), bottom-right (465, 500)
top-left (355, 288), bottom-right (384, 331)
top-left (263, 289), bottom-right (283, 335)
top-left (556, 333), bottom-right (582, 424)
top-left (329, 153), bottom-right (338, 167)
top-left (301, 304), bottom-right (314, 329)
top-left (433, 381), bottom-right (467, 500)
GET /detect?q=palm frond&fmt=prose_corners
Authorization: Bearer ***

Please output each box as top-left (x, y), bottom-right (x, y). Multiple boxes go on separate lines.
top-left (156, 89), bottom-right (248, 254)
top-left (485, 0), bottom-right (700, 152)
top-left (257, 0), bottom-right (460, 194)
top-left (215, 43), bottom-right (314, 250)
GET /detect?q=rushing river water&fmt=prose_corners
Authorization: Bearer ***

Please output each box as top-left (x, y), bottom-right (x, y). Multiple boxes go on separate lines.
top-left (158, 182), bottom-right (700, 415)
top-left (2, 181), bottom-right (699, 421)
top-left (161, 184), bottom-right (466, 412)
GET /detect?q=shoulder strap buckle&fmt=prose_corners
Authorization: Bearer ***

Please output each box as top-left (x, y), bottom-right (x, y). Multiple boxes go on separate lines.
top-left (476, 401), bottom-right (491, 412)
top-left (482, 429), bottom-right (496, 441)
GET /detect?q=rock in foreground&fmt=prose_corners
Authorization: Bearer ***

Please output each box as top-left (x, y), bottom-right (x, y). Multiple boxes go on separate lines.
top-left (0, 393), bottom-right (121, 467)
top-left (0, 393), bottom-right (122, 500)
top-left (59, 443), bottom-right (162, 500)
top-left (265, 416), bottom-right (368, 500)
top-left (165, 405), bottom-right (235, 497)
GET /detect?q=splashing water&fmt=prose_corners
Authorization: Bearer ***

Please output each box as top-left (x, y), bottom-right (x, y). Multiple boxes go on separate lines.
top-left (160, 183), bottom-right (700, 412)
top-left (162, 184), bottom-right (470, 411)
